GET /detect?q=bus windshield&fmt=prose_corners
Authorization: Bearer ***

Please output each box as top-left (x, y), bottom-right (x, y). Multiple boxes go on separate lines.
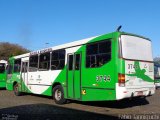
top-left (0, 63), bottom-right (5, 73)
top-left (154, 65), bottom-right (160, 79)
top-left (120, 35), bottom-right (153, 61)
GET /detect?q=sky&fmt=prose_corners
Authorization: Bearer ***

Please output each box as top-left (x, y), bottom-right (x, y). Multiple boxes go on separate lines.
top-left (0, 0), bottom-right (160, 57)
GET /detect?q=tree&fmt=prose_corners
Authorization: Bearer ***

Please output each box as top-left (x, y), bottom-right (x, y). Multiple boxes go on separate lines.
top-left (0, 42), bottom-right (30, 60)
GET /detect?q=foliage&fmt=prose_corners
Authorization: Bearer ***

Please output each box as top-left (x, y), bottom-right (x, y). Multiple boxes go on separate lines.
top-left (0, 42), bottom-right (30, 60)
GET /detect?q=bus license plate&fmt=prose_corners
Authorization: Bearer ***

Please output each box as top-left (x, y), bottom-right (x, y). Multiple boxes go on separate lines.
top-left (137, 91), bottom-right (143, 96)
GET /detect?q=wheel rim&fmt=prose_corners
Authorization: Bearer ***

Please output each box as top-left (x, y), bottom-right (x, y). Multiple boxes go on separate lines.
top-left (14, 84), bottom-right (18, 93)
top-left (55, 89), bottom-right (62, 101)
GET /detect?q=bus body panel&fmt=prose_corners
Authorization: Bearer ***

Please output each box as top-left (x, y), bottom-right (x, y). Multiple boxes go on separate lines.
top-left (0, 73), bottom-right (7, 88)
top-left (78, 33), bottom-right (117, 101)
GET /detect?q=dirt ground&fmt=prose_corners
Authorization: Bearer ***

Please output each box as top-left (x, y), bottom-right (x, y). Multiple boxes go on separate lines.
top-left (0, 89), bottom-right (160, 120)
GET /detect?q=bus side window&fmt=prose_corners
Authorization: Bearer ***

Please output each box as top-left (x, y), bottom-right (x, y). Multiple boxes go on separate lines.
top-left (22, 63), bottom-right (28, 73)
top-left (86, 40), bottom-right (111, 68)
top-left (68, 55), bottom-right (73, 70)
top-left (14, 59), bottom-right (21, 73)
top-left (7, 65), bottom-right (13, 74)
top-left (51, 49), bottom-right (65, 70)
top-left (29, 55), bottom-right (38, 72)
top-left (75, 54), bottom-right (80, 70)
top-left (39, 52), bottom-right (50, 71)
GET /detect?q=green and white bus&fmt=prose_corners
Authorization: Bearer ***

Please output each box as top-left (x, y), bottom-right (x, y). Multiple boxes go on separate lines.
top-left (0, 60), bottom-right (7, 88)
top-left (6, 31), bottom-right (155, 104)
top-left (154, 64), bottom-right (160, 89)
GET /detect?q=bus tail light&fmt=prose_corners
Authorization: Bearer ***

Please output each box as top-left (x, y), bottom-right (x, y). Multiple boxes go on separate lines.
top-left (118, 73), bottom-right (125, 87)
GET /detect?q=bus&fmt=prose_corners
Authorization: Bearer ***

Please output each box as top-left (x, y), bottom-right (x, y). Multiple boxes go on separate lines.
top-left (0, 60), bottom-right (7, 88)
top-left (154, 64), bottom-right (160, 89)
top-left (6, 31), bottom-right (155, 104)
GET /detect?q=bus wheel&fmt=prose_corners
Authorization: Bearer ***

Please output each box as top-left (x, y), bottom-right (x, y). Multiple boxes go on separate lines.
top-left (14, 83), bottom-right (21, 96)
top-left (53, 85), bottom-right (66, 104)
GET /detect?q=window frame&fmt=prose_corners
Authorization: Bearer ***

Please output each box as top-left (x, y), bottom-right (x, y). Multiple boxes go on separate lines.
top-left (13, 59), bottom-right (21, 73)
top-left (86, 39), bottom-right (112, 68)
top-left (68, 54), bottom-right (74, 71)
top-left (51, 49), bottom-right (66, 70)
top-left (39, 52), bottom-right (51, 71)
top-left (75, 54), bottom-right (81, 70)
top-left (29, 54), bottom-right (39, 72)
top-left (7, 64), bottom-right (13, 74)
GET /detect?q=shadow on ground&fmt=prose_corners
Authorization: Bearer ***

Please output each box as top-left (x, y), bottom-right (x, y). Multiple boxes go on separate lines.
top-left (21, 92), bottom-right (150, 109)
top-left (1, 89), bottom-right (150, 109)
top-left (0, 104), bottom-right (119, 120)
top-left (73, 97), bottom-right (149, 109)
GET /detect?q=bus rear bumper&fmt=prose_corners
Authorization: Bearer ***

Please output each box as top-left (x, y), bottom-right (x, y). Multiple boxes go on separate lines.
top-left (116, 83), bottom-right (155, 100)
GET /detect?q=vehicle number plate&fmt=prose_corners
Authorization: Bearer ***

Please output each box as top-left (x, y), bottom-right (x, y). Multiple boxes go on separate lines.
top-left (137, 91), bottom-right (143, 96)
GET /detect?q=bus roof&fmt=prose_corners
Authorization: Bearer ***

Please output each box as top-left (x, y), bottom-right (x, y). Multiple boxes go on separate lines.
top-left (11, 31), bottom-right (150, 59)
top-left (12, 35), bottom-right (98, 59)
top-left (120, 32), bottom-right (150, 41)
top-left (0, 60), bottom-right (7, 64)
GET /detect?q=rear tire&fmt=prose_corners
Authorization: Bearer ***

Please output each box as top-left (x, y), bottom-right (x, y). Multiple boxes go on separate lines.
top-left (14, 83), bottom-right (21, 96)
top-left (53, 85), bottom-right (66, 104)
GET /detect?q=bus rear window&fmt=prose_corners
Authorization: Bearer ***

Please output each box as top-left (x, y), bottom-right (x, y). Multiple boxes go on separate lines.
top-left (120, 35), bottom-right (153, 61)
